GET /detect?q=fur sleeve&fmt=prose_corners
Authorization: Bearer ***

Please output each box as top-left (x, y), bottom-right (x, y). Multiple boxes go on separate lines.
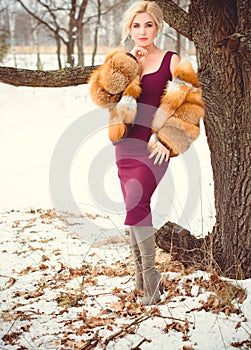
top-left (151, 59), bottom-right (205, 157)
top-left (88, 48), bottom-right (142, 143)
top-left (88, 48), bottom-right (141, 108)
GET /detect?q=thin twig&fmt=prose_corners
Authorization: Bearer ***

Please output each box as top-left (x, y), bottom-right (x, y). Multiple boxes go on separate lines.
top-left (154, 314), bottom-right (194, 324)
top-left (103, 313), bottom-right (151, 346)
top-left (131, 337), bottom-right (151, 349)
top-left (5, 310), bottom-right (41, 336)
top-left (82, 330), bottom-right (100, 350)
top-left (121, 274), bottom-right (134, 285)
top-left (216, 317), bottom-right (227, 350)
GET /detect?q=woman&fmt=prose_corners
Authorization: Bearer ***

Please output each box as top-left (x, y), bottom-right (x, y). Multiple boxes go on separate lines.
top-left (115, 1), bottom-right (180, 305)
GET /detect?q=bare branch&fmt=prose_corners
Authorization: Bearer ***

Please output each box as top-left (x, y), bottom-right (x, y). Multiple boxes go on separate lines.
top-left (77, 0), bottom-right (88, 21)
top-left (16, 0), bottom-right (68, 44)
top-left (83, 1), bottom-right (125, 25)
top-left (153, 0), bottom-right (192, 41)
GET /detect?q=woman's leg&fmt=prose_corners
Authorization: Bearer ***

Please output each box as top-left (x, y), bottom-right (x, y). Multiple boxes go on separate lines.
top-left (133, 226), bottom-right (162, 305)
top-left (116, 156), bottom-right (168, 303)
top-left (129, 227), bottom-right (143, 291)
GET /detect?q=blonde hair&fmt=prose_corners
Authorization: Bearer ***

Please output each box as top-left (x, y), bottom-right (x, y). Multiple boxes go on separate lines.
top-left (122, 1), bottom-right (164, 44)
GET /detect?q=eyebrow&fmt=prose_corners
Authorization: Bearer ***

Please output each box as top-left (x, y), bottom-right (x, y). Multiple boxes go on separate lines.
top-left (132, 21), bottom-right (153, 25)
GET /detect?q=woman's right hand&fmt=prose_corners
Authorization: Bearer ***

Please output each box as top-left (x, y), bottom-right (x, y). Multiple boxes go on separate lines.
top-left (148, 134), bottom-right (170, 166)
top-left (131, 47), bottom-right (149, 61)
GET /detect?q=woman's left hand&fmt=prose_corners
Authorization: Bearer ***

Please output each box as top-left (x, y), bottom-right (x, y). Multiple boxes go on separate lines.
top-left (148, 140), bottom-right (170, 166)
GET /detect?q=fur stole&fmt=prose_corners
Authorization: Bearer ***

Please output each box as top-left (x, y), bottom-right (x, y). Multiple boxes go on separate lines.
top-left (88, 48), bottom-right (141, 142)
top-left (149, 59), bottom-right (205, 157)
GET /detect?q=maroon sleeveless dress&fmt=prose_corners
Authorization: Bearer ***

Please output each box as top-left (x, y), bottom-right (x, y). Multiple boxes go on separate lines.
top-left (115, 51), bottom-right (175, 226)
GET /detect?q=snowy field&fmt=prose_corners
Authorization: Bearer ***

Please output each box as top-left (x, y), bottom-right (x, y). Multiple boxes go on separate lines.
top-left (0, 55), bottom-right (250, 349)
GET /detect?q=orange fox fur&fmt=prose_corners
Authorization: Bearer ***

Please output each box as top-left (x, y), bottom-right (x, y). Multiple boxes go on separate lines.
top-left (150, 59), bottom-right (205, 157)
top-left (88, 48), bottom-right (141, 142)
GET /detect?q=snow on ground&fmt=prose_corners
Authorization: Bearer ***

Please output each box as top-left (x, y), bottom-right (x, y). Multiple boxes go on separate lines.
top-left (0, 58), bottom-right (250, 349)
top-left (0, 209), bottom-right (250, 349)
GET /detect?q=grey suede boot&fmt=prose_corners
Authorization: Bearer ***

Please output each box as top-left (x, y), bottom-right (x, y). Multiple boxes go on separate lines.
top-left (133, 226), bottom-right (162, 305)
top-left (129, 227), bottom-right (143, 291)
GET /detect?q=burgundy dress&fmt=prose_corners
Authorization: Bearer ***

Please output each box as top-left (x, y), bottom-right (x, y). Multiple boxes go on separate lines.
top-left (115, 51), bottom-right (175, 226)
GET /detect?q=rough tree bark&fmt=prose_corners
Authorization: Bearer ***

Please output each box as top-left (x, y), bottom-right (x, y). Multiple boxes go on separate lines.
top-left (155, 0), bottom-right (251, 279)
top-left (0, 66), bottom-right (95, 87)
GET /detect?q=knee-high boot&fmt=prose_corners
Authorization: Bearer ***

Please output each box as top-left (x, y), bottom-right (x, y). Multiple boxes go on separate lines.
top-left (129, 227), bottom-right (143, 291)
top-left (133, 226), bottom-right (162, 305)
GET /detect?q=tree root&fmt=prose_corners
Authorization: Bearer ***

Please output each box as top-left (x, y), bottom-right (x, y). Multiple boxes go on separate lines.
top-left (155, 221), bottom-right (215, 271)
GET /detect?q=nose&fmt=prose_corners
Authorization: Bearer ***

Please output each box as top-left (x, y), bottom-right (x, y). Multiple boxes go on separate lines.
top-left (139, 25), bottom-right (145, 35)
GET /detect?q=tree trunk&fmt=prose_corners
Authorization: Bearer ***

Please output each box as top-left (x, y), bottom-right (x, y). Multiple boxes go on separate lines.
top-left (92, 0), bottom-right (101, 66)
top-left (157, 0), bottom-right (251, 279)
top-left (77, 22), bottom-right (84, 66)
top-left (76, 0), bottom-right (88, 67)
top-left (192, 0), bottom-right (250, 279)
top-left (67, 0), bottom-right (77, 67)
top-left (175, 0), bottom-right (181, 56)
top-left (55, 34), bottom-right (62, 70)
top-left (66, 39), bottom-right (75, 67)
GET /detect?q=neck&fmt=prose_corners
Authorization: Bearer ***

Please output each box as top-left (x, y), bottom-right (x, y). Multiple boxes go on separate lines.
top-left (141, 44), bottom-right (157, 54)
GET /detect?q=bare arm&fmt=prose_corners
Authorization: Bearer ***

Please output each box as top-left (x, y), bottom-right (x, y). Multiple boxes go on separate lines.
top-left (170, 54), bottom-right (180, 77)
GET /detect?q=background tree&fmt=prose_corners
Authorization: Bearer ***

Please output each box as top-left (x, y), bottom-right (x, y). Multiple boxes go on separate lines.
top-left (16, 0), bottom-right (89, 68)
top-left (15, 0), bottom-right (129, 68)
top-left (83, 0), bottom-right (129, 66)
top-left (0, 32), bottom-right (8, 63)
top-left (6, 2), bottom-right (18, 67)
top-left (90, 0), bottom-right (101, 65)
top-left (0, 3), bottom-right (8, 64)
top-left (0, 0), bottom-right (250, 278)
top-left (0, 1), bottom-right (9, 65)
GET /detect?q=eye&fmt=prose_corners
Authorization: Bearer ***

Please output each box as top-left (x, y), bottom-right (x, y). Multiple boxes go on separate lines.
top-left (146, 23), bottom-right (153, 27)
top-left (132, 23), bottom-right (140, 28)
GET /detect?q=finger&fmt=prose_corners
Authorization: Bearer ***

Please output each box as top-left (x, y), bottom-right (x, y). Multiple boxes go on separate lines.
top-left (138, 48), bottom-right (148, 57)
top-left (148, 148), bottom-right (158, 159)
top-left (148, 133), bottom-right (158, 148)
top-left (154, 151), bottom-right (162, 165)
top-left (150, 142), bottom-right (158, 150)
top-left (158, 153), bottom-right (166, 165)
top-left (137, 49), bottom-right (144, 57)
top-left (138, 47), bottom-right (148, 54)
top-left (165, 150), bottom-right (170, 162)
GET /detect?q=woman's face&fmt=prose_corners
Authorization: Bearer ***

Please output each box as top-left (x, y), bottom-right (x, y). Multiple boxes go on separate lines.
top-left (130, 12), bottom-right (158, 48)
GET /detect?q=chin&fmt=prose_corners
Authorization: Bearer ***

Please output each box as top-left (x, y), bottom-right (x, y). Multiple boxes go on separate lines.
top-left (137, 40), bottom-right (149, 45)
